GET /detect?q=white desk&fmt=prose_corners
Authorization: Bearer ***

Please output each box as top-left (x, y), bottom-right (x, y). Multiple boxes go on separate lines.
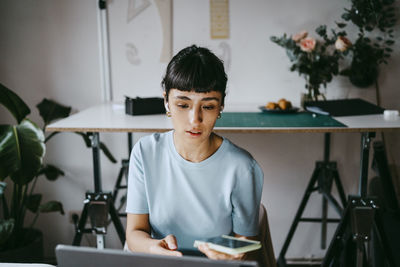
top-left (47, 103), bottom-right (400, 133)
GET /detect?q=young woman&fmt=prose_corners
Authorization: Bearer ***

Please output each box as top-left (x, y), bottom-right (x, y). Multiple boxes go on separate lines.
top-left (125, 45), bottom-right (264, 262)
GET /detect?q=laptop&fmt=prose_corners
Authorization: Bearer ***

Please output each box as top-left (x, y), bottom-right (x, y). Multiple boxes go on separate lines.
top-left (55, 245), bottom-right (259, 267)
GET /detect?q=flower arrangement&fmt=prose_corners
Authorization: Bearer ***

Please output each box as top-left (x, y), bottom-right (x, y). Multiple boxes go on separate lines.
top-left (271, 26), bottom-right (351, 101)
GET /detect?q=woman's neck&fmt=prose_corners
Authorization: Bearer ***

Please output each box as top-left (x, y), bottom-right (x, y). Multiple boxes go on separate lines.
top-left (173, 132), bottom-right (223, 163)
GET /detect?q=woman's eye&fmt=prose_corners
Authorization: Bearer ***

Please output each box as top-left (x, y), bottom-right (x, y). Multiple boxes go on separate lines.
top-left (203, 105), bottom-right (215, 110)
top-left (177, 104), bottom-right (189, 109)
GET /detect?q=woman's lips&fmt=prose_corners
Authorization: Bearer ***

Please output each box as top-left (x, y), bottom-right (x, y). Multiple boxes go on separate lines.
top-left (186, 130), bottom-right (201, 137)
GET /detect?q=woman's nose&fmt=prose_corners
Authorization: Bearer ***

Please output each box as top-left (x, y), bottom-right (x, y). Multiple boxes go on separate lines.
top-left (189, 108), bottom-right (202, 124)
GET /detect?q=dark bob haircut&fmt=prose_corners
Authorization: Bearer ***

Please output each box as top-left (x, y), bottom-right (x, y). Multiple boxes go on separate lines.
top-left (162, 45), bottom-right (227, 106)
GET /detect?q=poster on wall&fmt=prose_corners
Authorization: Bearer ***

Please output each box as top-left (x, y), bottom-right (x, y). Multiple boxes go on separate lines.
top-left (155, 0), bottom-right (173, 62)
top-left (210, 0), bottom-right (229, 39)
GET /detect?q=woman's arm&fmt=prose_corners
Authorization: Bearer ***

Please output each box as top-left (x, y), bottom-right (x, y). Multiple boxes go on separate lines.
top-left (126, 213), bottom-right (182, 257)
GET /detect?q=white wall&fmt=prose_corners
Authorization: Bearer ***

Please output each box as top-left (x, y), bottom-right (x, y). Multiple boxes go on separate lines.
top-left (1, 0), bottom-right (399, 260)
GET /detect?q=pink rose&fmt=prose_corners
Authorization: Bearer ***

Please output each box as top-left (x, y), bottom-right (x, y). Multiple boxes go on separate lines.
top-left (292, 31), bottom-right (308, 42)
top-left (300, 37), bottom-right (316, 52)
top-left (335, 36), bottom-right (352, 52)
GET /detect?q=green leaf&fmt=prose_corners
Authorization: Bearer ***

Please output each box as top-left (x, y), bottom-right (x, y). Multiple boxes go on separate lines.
top-left (0, 119), bottom-right (45, 184)
top-left (365, 26), bottom-right (373, 32)
top-left (74, 132), bottom-right (91, 147)
top-left (39, 201), bottom-right (64, 215)
top-left (335, 22), bottom-right (347, 28)
top-left (341, 13), bottom-right (351, 21)
top-left (25, 194), bottom-right (42, 213)
top-left (0, 83), bottom-right (30, 124)
top-left (0, 219), bottom-right (14, 247)
top-left (36, 99), bottom-right (71, 126)
top-left (385, 40), bottom-right (395, 45)
top-left (38, 164), bottom-right (64, 181)
top-left (100, 142), bottom-right (117, 163)
top-left (316, 25), bottom-right (327, 37)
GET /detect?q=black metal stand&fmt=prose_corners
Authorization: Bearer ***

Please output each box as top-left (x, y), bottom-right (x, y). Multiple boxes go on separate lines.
top-left (278, 133), bottom-right (347, 267)
top-left (72, 132), bottom-right (126, 248)
top-left (111, 133), bottom-right (132, 217)
top-left (322, 195), bottom-right (378, 267)
top-left (322, 134), bottom-right (397, 267)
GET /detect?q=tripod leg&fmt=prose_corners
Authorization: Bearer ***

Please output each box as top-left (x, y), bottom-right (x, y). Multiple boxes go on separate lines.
top-left (72, 201), bottom-right (89, 246)
top-left (109, 200), bottom-right (126, 245)
top-left (112, 166), bottom-right (126, 204)
top-left (322, 192), bottom-right (343, 216)
top-left (333, 169), bottom-right (347, 208)
top-left (321, 196), bottom-right (328, 249)
top-left (277, 167), bottom-right (321, 267)
top-left (322, 204), bottom-right (351, 267)
top-left (356, 243), bottom-right (364, 267)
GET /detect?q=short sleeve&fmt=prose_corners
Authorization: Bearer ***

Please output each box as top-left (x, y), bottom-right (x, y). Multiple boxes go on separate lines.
top-left (125, 141), bottom-right (149, 214)
top-left (231, 159), bottom-right (264, 236)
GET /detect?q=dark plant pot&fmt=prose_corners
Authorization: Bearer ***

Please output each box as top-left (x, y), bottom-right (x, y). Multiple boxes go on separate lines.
top-left (349, 62), bottom-right (378, 88)
top-left (0, 228), bottom-right (44, 263)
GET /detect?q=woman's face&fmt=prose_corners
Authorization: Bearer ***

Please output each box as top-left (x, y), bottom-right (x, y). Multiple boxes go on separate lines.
top-left (166, 89), bottom-right (223, 145)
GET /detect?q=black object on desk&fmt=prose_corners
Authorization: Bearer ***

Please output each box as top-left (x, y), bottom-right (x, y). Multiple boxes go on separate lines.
top-left (125, 96), bottom-right (165, 115)
top-left (304, 98), bottom-right (385, 117)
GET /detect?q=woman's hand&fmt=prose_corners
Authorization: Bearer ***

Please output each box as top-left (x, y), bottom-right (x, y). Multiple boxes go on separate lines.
top-left (149, 234), bottom-right (183, 257)
top-left (197, 243), bottom-right (245, 260)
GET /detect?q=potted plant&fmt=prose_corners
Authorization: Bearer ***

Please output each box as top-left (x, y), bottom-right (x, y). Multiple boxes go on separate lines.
top-left (0, 83), bottom-right (116, 262)
top-left (339, 0), bottom-right (397, 96)
top-left (270, 25), bottom-right (351, 102)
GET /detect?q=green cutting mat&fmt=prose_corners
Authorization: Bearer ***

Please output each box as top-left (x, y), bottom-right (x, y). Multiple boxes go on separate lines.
top-left (215, 112), bottom-right (347, 128)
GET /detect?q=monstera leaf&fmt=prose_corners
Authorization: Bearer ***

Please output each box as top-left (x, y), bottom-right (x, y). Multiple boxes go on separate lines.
top-left (36, 99), bottom-right (71, 127)
top-left (0, 83), bottom-right (30, 124)
top-left (0, 119), bottom-right (45, 185)
top-left (39, 201), bottom-right (64, 215)
top-left (38, 164), bottom-right (64, 181)
top-left (25, 194), bottom-right (42, 213)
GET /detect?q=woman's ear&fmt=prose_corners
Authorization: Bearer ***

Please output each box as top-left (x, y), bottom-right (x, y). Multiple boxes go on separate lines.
top-left (163, 91), bottom-right (169, 112)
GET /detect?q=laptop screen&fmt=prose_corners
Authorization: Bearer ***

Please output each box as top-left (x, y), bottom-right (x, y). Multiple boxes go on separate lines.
top-left (55, 245), bottom-right (259, 267)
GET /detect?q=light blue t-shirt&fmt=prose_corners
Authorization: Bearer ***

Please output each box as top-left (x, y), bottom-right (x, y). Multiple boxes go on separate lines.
top-left (126, 131), bottom-right (263, 250)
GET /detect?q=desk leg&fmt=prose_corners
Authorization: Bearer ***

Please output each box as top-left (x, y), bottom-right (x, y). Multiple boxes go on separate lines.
top-left (91, 133), bottom-right (105, 247)
top-left (359, 132), bottom-right (375, 197)
top-left (91, 132), bottom-right (102, 193)
top-left (72, 132), bottom-right (126, 247)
